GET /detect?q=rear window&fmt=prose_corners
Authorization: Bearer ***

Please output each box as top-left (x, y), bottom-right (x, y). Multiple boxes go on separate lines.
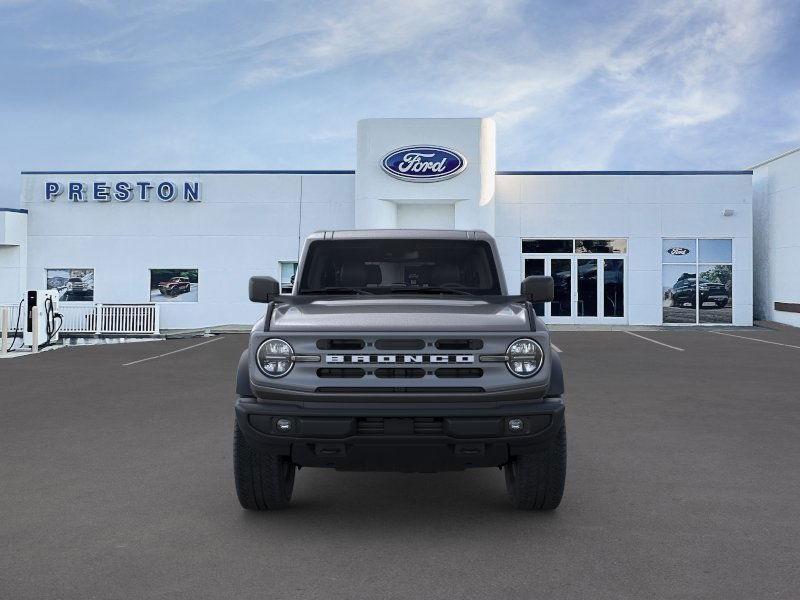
top-left (298, 239), bottom-right (502, 295)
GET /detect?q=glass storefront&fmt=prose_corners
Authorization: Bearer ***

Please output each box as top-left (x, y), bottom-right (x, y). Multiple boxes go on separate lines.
top-left (662, 239), bottom-right (732, 324)
top-left (522, 239), bottom-right (626, 323)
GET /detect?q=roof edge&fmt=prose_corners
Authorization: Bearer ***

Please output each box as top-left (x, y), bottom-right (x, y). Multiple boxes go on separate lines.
top-left (20, 169), bottom-right (754, 176)
top-left (496, 170), bottom-right (752, 175)
top-left (20, 170), bottom-right (356, 175)
top-left (748, 146), bottom-right (800, 170)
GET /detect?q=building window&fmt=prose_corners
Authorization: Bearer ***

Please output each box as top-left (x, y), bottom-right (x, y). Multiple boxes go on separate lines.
top-left (521, 239), bottom-right (573, 254)
top-left (279, 261), bottom-right (298, 294)
top-left (662, 239), bottom-right (732, 324)
top-left (149, 269), bottom-right (198, 302)
top-left (521, 239), bottom-right (627, 321)
top-left (46, 268), bottom-right (94, 302)
top-left (575, 239), bottom-right (627, 254)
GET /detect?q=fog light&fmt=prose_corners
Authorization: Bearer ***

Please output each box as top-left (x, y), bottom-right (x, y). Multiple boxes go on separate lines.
top-left (508, 418), bottom-right (524, 432)
top-left (276, 418), bottom-right (293, 432)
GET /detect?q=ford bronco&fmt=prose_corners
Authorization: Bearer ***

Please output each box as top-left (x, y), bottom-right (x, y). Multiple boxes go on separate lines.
top-left (234, 230), bottom-right (566, 510)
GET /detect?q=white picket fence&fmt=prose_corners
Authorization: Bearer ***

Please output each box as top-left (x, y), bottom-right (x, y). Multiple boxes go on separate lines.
top-left (0, 303), bottom-right (160, 335)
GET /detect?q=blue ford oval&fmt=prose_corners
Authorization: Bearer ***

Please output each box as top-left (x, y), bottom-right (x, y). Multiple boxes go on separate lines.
top-left (381, 145), bottom-right (468, 182)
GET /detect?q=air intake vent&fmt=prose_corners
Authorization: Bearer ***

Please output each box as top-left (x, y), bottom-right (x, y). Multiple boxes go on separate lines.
top-left (316, 339), bottom-right (365, 350)
top-left (356, 418), bottom-right (444, 435)
top-left (374, 338), bottom-right (426, 350)
top-left (413, 418), bottom-right (444, 435)
top-left (374, 368), bottom-right (425, 379)
top-left (435, 368), bottom-right (483, 378)
top-left (357, 418), bottom-right (384, 435)
top-left (435, 339), bottom-right (484, 350)
top-left (317, 368), bottom-right (365, 378)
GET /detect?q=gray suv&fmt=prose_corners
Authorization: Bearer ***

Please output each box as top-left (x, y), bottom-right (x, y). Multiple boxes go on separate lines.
top-left (234, 230), bottom-right (566, 510)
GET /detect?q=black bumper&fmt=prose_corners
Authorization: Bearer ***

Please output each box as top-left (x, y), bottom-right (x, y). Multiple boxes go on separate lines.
top-left (235, 397), bottom-right (565, 472)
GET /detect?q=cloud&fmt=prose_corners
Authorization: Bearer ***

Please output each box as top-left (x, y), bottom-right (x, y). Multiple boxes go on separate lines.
top-left (238, 0), bottom-right (520, 87)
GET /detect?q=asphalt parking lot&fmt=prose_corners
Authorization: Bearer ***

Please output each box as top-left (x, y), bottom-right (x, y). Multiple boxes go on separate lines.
top-left (2, 327), bottom-right (799, 599)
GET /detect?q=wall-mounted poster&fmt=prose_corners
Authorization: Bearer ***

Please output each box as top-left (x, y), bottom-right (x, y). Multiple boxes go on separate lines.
top-left (150, 269), bottom-right (199, 302)
top-left (46, 268), bottom-right (94, 302)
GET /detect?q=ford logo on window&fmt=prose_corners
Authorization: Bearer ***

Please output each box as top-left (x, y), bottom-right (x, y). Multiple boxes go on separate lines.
top-left (667, 247), bottom-right (691, 256)
top-left (381, 145), bottom-right (467, 182)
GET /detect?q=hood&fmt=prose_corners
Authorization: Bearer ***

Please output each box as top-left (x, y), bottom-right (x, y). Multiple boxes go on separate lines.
top-left (270, 298), bottom-right (529, 332)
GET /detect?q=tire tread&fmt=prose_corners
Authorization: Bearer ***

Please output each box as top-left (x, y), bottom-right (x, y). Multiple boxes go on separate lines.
top-left (234, 422), bottom-right (294, 510)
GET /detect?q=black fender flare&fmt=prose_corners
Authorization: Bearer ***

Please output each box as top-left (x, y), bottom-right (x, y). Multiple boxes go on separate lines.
top-left (236, 349), bottom-right (254, 397)
top-left (546, 350), bottom-right (564, 398)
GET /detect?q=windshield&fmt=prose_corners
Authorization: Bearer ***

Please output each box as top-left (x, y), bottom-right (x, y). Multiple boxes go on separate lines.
top-left (298, 239), bottom-right (502, 296)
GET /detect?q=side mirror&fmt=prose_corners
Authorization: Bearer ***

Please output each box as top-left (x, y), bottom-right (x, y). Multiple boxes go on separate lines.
top-left (249, 276), bottom-right (280, 303)
top-left (521, 275), bottom-right (554, 302)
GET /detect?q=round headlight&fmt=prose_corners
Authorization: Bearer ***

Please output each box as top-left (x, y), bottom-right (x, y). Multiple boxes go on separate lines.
top-left (506, 338), bottom-right (544, 378)
top-left (256, 338), bottom-right (294, 378)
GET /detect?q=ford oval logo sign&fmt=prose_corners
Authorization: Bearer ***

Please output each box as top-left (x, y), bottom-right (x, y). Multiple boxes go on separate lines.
top-left (667, 247), bottom-right (691, 256)
top-left (381, 145), bottom-right (467, 182)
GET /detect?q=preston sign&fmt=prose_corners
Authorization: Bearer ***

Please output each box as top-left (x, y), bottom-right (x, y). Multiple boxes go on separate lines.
top-left (44, 181), bottom-right (201, 202)
top-left (381, 145), bottom-right (467, 182)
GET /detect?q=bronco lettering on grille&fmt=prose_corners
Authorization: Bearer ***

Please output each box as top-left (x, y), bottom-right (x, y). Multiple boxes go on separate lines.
top-left (326, 354), bottom-right (474, 364)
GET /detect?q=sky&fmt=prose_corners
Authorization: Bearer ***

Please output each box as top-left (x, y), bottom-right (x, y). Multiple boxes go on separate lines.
top-left (1, 0), bottom-right (799, 208)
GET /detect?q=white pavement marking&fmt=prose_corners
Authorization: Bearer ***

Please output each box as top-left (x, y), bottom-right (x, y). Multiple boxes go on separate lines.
top-left (551, 344), bottom-right (563, 353)
top-left (122, 337), bottom-right (223, 366)
top-left (710, 331), bottom-right (800, 349)
top-left (623, 331), bottom-right (684, 352)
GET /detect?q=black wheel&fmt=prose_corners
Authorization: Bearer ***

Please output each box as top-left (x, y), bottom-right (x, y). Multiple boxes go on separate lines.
top-left (234, 421), bottom-right (296, 510)
top-left (716, 299), bottom-right (728, 308)
top-left (505, 424), bottom-right (566, 510)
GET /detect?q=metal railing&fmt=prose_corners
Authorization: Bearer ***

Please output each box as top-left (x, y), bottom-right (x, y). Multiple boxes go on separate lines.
top-left (0, 302), bottom-right (160, 336)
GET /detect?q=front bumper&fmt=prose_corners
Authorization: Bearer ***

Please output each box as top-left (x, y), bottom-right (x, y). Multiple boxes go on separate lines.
top-left (235, 396), bottom-right (565, 472)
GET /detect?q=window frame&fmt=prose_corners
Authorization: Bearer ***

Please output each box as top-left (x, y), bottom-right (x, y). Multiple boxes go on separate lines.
top-left (44, 267), bottom-right (96, 303)
top-left (661, 238), bottom-right (733, 326)
top-left (148, 268), bottom-right (200, 304)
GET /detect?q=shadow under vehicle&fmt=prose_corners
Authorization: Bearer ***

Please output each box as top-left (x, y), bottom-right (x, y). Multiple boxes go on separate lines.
top-left (234, 230), bottom-right (566, 511)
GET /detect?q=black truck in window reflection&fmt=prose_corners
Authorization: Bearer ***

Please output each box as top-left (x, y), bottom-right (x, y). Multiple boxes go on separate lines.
top-left (667, 273), bottom-right (728, 308)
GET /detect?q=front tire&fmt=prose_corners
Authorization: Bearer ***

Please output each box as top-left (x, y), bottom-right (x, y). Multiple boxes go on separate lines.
top-left (505, 424), bottom-right (566, 510)
top-left (234, 422), bottom-right (296, 510)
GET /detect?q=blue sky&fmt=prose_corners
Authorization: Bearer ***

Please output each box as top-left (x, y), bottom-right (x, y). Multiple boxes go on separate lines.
top-left (1, 0), bottom-right (799, 207)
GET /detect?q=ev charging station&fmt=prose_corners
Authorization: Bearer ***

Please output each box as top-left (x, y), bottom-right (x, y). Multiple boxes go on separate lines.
top-left (23, 289), bottom-right (62, 349)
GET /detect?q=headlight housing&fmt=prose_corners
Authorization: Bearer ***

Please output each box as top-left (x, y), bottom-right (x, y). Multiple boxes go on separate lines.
top-left (256, 338), bottom-right (294, 378)
top-left (506, 338), bottom-right (544, 378)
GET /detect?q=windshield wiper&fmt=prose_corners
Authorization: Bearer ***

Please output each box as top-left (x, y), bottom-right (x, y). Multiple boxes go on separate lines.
top-left (388, 286), bottom-right (475, 296)
top-left (300, 287), bottom-right (374, 295)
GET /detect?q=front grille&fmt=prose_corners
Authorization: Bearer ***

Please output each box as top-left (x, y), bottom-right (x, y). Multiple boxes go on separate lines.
top-left (435, 338), bottom-right (484, 350)
top-left (374, 338), bottom-right (426, 350)
top-left (435, 368), bottom-right (483, 378)
top-left (316, 339), bottom-right (364, 350)
top-left (315, 387), bottom-right (484, 394)
top-left (317, 368), bottom-right (365, 378)
top-left (374, 367), bottom-right (425, 379)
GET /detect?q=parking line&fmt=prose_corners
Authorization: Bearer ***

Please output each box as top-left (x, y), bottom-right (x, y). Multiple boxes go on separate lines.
top-left (710, 331), bottom-right (800, 349)
top-left (122, 337), bottom-right (223, 366)
top-left (623, 331), bottom-right (684, 352)
top-left (551, 344), bottom-right (563, 353)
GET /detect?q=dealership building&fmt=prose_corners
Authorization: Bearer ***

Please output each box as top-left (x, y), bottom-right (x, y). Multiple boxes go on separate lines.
top-left (1, 117), bottom-right (796, 333)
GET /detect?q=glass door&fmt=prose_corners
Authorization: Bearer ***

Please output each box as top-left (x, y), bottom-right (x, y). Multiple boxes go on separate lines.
top-left (522, 253), bottom-right (626, 324)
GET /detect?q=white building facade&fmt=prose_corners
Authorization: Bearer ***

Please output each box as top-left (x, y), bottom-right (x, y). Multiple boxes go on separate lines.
top-left (753, 147), bottom-right (800, 328)
top-left (2, 118), bottom-right (755, 330)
